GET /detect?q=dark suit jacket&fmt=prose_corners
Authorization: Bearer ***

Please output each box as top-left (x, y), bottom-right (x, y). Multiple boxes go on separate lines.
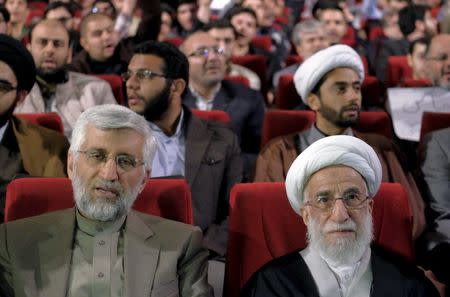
top-left (241, 247), bottom-right (440, 297)
top-left (183, 108), bottom-right (242, 255)
top-left (183, 80), bottom-right (265, 179)
top-left (0, 208), bottom-right (213, 297)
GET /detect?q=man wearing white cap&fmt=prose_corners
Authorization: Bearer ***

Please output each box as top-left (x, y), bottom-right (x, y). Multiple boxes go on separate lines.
top-left (254, 44), bottom-right (426, 240)
top-left (242, 135), bottom-right (439, 297)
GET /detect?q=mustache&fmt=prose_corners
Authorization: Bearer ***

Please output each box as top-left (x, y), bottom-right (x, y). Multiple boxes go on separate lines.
top-left (322, 220), bottom-right (357, 233)
top-left (94, 179), bottom-right (123, 196)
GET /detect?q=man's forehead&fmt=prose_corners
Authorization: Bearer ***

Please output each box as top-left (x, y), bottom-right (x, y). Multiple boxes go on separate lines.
top-left (429, 35), bottom-right (450, 52)
top-left (186, 33), bottom-right (217, 50)
top-left (33, 25), bottom-right (69, 41)
top-left (129, 54), bottom-right (164, 70)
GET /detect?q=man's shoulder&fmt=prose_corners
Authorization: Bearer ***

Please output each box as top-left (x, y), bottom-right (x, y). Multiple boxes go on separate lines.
top-left (222, 80), bottom-right (262, 100)
top-left (355, 131), bottom-right (394, 151)
top-left (260, 132), bottom-right (298, 154)
top-left (12, 116), bottom-right (69, 148)
top-left (187, 113), bottom-right (238, 143)
top-left (67, 71), bottom-right (109, 87)
top-left (131, 210), bottom-right (200, 235)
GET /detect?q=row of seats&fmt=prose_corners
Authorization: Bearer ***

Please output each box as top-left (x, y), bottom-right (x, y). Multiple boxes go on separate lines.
top-left (4, 178), bottom-right (414, 297)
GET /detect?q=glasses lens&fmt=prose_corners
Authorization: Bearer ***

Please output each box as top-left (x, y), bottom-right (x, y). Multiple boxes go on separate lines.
top-left (116, 155), bottom-right (137, 171)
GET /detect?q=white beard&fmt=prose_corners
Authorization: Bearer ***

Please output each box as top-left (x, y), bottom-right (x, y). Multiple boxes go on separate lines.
top-left (71, 167), bottom-right (142, 221)
top-left (307, 213), bottom-right (373, 267)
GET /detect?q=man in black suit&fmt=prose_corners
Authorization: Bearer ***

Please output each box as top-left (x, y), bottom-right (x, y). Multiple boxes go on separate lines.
top-left (181, 31), bottom-right (265, 179)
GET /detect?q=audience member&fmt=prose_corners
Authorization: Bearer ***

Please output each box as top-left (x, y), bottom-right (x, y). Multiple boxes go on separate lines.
top-left (381, 9), bottom-right (404, 40)
top-left (421, 127), bottom-right (450, 291)
top-left (69, 0), bottom-right (160, 75)
top-left (158, 3), bottom-right (175, 42)
top-left (0, 104), bottom-right (213, 296)
top-left (272, 19), bottom-right (329, 89)
top-left (425, 33), bottom-right (450, 88)
top-left (204, 19), bottom-right (261, 91)
top-left (315, 2), bottom-right (348, 45)
top-left (181, 31), bottom-right (265, 180)
top-left (91, 0), bottom-right (117, 18)
top-left (407, 37), bottom-right (430, 80)
top-left (0, 34), bottom-right (69, 221)
top-left (124, 40), bottom-right (242, 257)
top-left (243, 135), bottom-right (439, 297)
top-left (254, 45), bottom-right (426, 239)
top-left (375, 4), bottom-right (437, 84)
top-left (14, 20), bottom-right (116, 138)
top-left (0, 5), bottom-right (9, 34)
top-left (44, 1), bottom-right (82, 55)
top-left (172, 0), bottom-right (203, 38)
top-left (4, 0), bottom-right (28, 41)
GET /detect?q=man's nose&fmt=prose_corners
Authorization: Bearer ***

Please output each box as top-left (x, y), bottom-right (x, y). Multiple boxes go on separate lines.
top-left (329, 199), bottom-right (350, 223)
top-left (98, 158), bottom-right (119, 181)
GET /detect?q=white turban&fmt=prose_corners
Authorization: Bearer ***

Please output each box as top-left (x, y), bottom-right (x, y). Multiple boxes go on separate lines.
top-left (285, 135), bottom-right (382, 216)
top-left (293, 44), bottom-right (365, 105)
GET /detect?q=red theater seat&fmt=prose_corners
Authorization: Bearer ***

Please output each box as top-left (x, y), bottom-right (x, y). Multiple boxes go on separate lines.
top-left (225, 182), bottom-right (413, 297)
top-left (5, 178), bottom-right (193, 224)
top-left (191, 109), bottom-right (231, 125)
top-left (224, 75), bottom-right (250, 87)
top-left (386, 56), bottom-right (413, 87)
top-left (95, 74), bottom-right (125, 105)
top-left (15, 112), bottom-right (64, 134)
top-left (261, 110), bottom-right (393, 148)
top-left (231, 54), bottom-right (268, 93)
top-left (251, 35), bottom-right (272, 52)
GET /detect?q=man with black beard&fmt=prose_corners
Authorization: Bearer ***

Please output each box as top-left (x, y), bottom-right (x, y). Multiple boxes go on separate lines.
top-left (242, 135), bottom-right (439, 297)
top-left (124, 41), bottom-right (242, 266)
top-left (0, 34), bottom-right (69, 222)
top-left (14, 19), bottom-right (116, 138)
top-left (254, 45), bottom-right (426, 240)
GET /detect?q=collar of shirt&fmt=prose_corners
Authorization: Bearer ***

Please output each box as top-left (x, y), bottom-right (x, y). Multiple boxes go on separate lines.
top-left (76, 208), bottom-right (126, 236)
top-left (149, 108), bottom-right (185, 139)
top-left (189, 83), bottom-right (222, 111)
top-left (0, 121), bottom-right (9, 143)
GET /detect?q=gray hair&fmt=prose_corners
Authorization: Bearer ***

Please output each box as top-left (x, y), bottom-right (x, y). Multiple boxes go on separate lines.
top-left (70, 104), bottom-right (157, 172)
top-left (291, 19), bottom-right (324, 46)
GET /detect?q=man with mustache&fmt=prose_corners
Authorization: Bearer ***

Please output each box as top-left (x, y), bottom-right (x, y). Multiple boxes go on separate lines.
top-left (242, 135), bottom-right (439, 296)
top-left (424, 34), bottom-right (450, 89)
top-left (254, 45), bottom-right (426, 240)
top-left (124, 41), bottom-right (242, 264)
top-left (0, 104), bottom-right (213, 297)
top-left (181, 31), bottom-right (265, 180)
top-left (14, 19), bottom-right (116, 138)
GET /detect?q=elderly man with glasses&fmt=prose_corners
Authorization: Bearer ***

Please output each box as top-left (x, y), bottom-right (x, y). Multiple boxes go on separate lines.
top-left (181, 31), bottom-right (265, 181)
top-left (0, 104), bottom-right (213, 297)
top-left (242, 135), bottom-right (440, 297)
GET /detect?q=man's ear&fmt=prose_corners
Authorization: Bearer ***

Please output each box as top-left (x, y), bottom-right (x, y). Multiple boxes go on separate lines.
top-left (171, 79), bottom-right (186, 97)
top-left (367, 198), bottom-right (374, 214)
top-left (66, 46), bottom-right (73, 64)
top-left (79, 37), bottom-right (88, 51)
top-left (138, 170), bottom-right (150, 194)
top-left (67, 151), bottom-right (74, 178)
top-left (300, 206), bottom-right (310, 225)
top-left (307, 93), bottom-right (321, 111)
top-left (407, 54), bottom-right (413, 67)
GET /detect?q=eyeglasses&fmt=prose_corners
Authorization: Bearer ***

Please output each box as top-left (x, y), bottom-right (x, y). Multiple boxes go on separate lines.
top-left (304, 191), bottom-right (370, 213)
top-left (188, 46), bottom-right (225, 58)
top-left (427, 53), bottom-right (449, 62)
top-left (77, 149), bottom-right (144, 173)
top-left (0, 79), bottom-right (17, 94)
top-left (121, 69), bottom-right (167, 82)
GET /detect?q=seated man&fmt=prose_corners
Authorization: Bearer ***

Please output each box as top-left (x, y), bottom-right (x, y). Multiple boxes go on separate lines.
top-left (242, 135), bottom-right (439, 297)
top-left (124, 40), bottom-right (242, 257)
top-left (204, 19), bottom-right (261, 91)
top-left (0, 34), bottom-right (69, 222)
top-left (425, 33), bottom-right (450, 88)
top-left (272, 19), bottom-right (329, 90)
top-left (314, 2), bottom-right (348, 46)
top-left (181, 31), bottom-right (265, 180)
top-left (421, 127), bottom-right (450, 290)
top-left (14, 19), bottom-right (116, 138)
top-left (0, 104), bottom-right (213, 296)
top-left (407, 37), bottom-right (429, 81)
top-left (254, 45), bottom-right (426, 239)
top-left (69, 0), bottom-right (160, 75)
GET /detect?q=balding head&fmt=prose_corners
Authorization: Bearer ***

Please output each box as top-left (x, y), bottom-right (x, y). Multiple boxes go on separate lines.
top-left (426, 34), bottom-right (450, 88)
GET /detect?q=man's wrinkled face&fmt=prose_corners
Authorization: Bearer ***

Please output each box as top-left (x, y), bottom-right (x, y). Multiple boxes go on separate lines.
top-left (296, 28), bottom-right (329, 59)
top-left (176, 3), bottom-right (197, 32)
top-left (320, 9), bottom-right (347, 45)
top-left (407, 42), bottom-right (427, 80)
top-left (68, 126), bottom-right (147, 221)
top-left (80, 15), bottom-right (119, 62)
top-left (309, 67), bottom-right (362, 129)
top-left (184, 32), bottom-right (226, 88)
top-left (28, 22), bottom-right (71, 74)
top-left (426, 34), bottom-right (450, 88)
top-left (301, 166), bottom-right (373, 266)
top-left (230, 12), bottom-right (257, 47)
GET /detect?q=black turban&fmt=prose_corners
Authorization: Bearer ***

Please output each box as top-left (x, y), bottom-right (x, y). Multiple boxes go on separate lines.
top-left (0, 34), bottom-right (36, 92)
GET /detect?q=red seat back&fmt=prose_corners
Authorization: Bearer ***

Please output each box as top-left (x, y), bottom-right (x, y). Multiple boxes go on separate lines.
top-left (5, 177), bottom-right (193, 224)
top-left (275, 74), bottom-right (381, 109)
top-left (284, 55), bottom-right (303, 67)
top-left (95, 74), bottom-right (125, 105)
top-left (164, 37), bottom-right (184, 47)
top-left (15, 112), bottom-right (64, 134)
top-left (191, 109), bottom-right (231, 125)
top-left (386, 56), bottom-right (413, 87)
top-left (261, 110), bottom-right (393, 148)
top-left (251, 35), bottom-right (272, 52)
top-left (225, 182), bottom-right (413, 297)
top-left (231, 54), bottom-right (267, 93)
